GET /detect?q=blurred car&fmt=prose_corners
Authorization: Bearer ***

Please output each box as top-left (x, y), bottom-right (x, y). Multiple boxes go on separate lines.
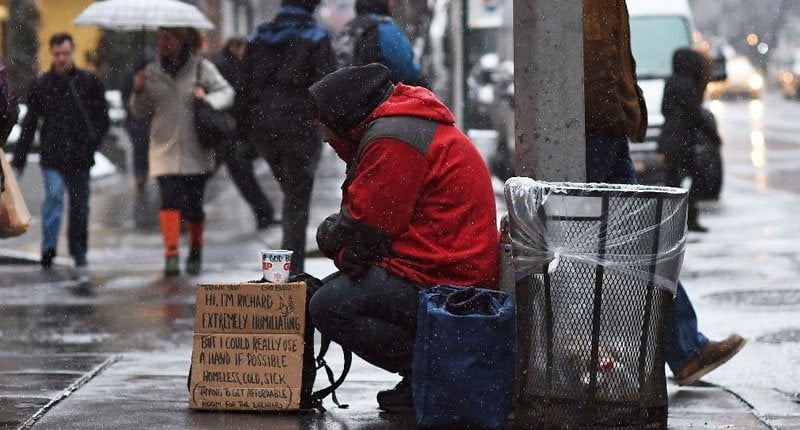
top-left (706, 56), bottom-right (763, 100)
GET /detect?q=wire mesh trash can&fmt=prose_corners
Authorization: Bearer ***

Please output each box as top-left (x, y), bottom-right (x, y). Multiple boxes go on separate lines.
top-left (505, 178), bottom-right (688, 429)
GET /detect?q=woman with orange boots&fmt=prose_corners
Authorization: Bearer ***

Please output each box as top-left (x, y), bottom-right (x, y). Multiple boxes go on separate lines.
top-left (130, 27), bottom-right (234, 276)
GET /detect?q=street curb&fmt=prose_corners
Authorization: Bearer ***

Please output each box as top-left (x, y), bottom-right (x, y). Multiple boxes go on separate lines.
top-left (17, 355), bottom-right (121, 430)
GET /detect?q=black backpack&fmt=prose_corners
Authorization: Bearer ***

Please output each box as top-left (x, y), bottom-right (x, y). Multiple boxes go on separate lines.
top-left (292, 273), bottom-right (352, 412)
top-left (332, 15), bottom-right (382, 69)
top-left (0, 62), bottom-right (19, 148)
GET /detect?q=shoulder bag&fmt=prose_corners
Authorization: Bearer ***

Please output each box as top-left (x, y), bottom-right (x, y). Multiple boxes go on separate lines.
top-left (194, 61), bottom-right (236, 152)
top-left (0, 148), bottom-right (31, 238)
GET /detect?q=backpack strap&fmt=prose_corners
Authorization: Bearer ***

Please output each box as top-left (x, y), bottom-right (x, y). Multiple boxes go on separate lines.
top-left (310, 334), bottom-right (352, 412)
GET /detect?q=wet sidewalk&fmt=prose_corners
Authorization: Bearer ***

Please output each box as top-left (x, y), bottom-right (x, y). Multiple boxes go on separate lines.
top-left (0, 257), bottom-right (788, 430)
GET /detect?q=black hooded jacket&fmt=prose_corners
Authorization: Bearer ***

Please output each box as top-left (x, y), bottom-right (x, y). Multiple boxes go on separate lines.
top-left (236, 6), bottom-right (335, 140)
top-left (658, 48), bottom-right (714, 160)
top-left (12, 67), bottom-right (109, 172)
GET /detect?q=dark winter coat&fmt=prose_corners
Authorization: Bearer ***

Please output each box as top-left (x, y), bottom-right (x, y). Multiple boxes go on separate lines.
top-left (213, 51), bottom-right (247, 93)
top-left (13, 67), bottom-right (109, 172)
top-left (237, 6), bottom-right (335, 141)
top-left (583, 0), bottom-right (646, 141)
top-left (315, 82), bottom-right (500, 289)
top-left (658, 48), bottom-right (715, 161)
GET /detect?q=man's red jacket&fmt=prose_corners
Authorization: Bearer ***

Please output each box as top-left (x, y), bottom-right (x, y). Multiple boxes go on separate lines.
top-left (323, 83), bottom-right (500, 288)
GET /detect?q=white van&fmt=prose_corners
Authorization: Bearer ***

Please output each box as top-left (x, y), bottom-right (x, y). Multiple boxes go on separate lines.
top-left (627, 0), bottom-right (695, 183)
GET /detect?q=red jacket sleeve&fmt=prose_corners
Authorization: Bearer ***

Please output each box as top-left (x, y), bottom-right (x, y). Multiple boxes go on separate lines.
top-left (344, 137), bottom-right (428, 237)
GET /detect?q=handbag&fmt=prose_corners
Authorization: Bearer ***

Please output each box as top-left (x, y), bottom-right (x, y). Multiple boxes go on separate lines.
top-left (413, 286), bottom-right (516, 429)
top-left (0, 149), bottom-right (31, 238)
top-left (194, 62), bottom-right (236, 152)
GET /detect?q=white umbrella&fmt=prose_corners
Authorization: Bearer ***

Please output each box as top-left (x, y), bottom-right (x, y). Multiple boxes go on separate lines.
top-left (73, 0), bottom-right (214, 31)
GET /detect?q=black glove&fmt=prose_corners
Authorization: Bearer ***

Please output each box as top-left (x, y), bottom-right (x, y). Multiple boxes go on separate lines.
top-left (335, 246), bottom-right (373, 279)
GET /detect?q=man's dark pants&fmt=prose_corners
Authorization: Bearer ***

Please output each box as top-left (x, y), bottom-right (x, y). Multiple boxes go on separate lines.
top-left (217, 139), bottom-right (274, 223)
top-left (308, 267), bottom-right (421, 375)
top-left (252, 127), bottom-right (321, 274)
top-left (586, 133), bottom-right (709, 372)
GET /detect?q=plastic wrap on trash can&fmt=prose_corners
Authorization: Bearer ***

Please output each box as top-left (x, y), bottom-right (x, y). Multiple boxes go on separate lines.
top-left (504, 177), bottom-right (688, 295)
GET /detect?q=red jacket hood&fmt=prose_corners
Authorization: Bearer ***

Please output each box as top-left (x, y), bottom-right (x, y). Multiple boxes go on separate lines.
top-left (366, 83), bottom-right (455, 125)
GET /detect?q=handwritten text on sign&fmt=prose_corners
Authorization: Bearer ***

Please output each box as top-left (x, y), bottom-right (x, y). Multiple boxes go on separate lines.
top-left (194, 283), bottom-right (306, 334)
top-left (189, 333), bottom-right (304, 410)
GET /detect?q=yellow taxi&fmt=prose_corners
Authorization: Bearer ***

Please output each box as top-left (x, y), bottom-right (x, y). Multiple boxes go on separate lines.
top-left (706, 56), bottom-right (763, 99)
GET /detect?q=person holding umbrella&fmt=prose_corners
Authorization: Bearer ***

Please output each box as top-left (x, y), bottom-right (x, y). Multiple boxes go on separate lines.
top-left (130, 27), bottom-right (234, 277)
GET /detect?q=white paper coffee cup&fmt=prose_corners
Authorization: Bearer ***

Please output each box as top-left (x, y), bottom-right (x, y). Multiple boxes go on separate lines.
top-left (261, 250), bottom-right (293, 283)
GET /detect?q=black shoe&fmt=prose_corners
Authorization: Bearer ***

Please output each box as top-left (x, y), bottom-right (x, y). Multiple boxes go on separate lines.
top-left (377, 375), bottom-right (413, 413)
top-left (41, 249), bottom-right (56, 269)
top-left (186, 248), bottom-right (202, 276)
top-left (688, 221), bottom-right (709, 233)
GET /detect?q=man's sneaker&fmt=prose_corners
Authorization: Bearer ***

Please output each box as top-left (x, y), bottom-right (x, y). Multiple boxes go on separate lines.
top-left (674, 334), bottom-right (746, 386)
top-left (377, 375), bottom-right (413, 412)
top-left (164, 255), bottom-right (180, 277)
top-left (41, 248), bottom-right (56, 269)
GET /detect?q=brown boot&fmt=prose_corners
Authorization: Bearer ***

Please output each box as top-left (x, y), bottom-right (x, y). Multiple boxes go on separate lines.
top-left (674, 334), bottom-right (746, 386)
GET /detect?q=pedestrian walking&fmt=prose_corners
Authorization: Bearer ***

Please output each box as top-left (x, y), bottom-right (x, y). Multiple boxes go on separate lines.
top-left (211, 37), bottom-right (276, 229)
top-left (334, 0), bottom-right (428, 87)
top-left (307, 63), bottom-right (500, 412)
top-left (130, 27), bottom-right (234, 277)
top-left (583, 0), bottom-right (745, 386)
top-left (11, 33), bottom-right (109, 276)
top-left (121, 56), bottom-right (153, 191)
top-left (659, 47), bottom-right (719, 232)
top-left (237, 0), bottom-right (336, 274)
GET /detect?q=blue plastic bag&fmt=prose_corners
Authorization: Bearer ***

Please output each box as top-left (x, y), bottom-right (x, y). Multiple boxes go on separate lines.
top-left (413, 285), bottom-right (516, 429)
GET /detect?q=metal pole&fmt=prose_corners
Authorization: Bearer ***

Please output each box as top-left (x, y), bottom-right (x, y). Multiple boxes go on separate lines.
top-left (450, 0), bottom-right (465, 129)
top-left (513, 0), bottom-right (585, 182)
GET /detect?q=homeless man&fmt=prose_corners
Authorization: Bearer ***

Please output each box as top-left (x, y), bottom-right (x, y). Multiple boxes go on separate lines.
top-left (307, 63), bottom-right (500, 412)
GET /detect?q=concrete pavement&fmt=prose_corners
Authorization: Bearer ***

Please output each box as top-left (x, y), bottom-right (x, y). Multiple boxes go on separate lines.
top-left (0, 260), bottom-right (777, 430)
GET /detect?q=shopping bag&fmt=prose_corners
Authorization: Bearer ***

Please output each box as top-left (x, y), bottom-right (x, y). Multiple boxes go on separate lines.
top-left (413, 285), bottom-right (516, 429)
top-left (0, 149), bottom-right (31, 238)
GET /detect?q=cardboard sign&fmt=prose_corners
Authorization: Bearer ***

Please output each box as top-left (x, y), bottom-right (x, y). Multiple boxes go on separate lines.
top-left (189, 333), bottom-right (303, 411)
top-left (194, 282), bottom-right (306, 334)
top-left (190, 282), bottom-right (307, 412)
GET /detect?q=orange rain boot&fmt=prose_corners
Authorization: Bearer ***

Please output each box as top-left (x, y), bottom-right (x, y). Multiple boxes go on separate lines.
top-left (159, 209), bottom-right (181, 277)
top-left (186, 221), bottom-right (204, 276)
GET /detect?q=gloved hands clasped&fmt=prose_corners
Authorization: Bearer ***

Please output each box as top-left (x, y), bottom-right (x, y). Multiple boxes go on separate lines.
top-left (335, 245), bottom-right (380, 278)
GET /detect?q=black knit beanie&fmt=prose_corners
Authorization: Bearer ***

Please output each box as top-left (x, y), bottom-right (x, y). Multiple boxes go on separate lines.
top-left (282, 0), bottom-right (321, 12)
top-left (309, 63), bottom-right (394, 137)
top-left (356, 0), bottom-right (390, 15)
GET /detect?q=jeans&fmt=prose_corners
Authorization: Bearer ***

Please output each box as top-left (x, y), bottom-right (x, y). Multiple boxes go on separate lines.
top-left (156, 174), bottom-right (210, 223)
top-left (308, 267), bottom-right (421, 375)
top-left (585, 133), bottom-right (709, 371)
top-left (41, 168), bottom-right (91, 265)
top-left (252, 127), bottom-right (322, 274)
